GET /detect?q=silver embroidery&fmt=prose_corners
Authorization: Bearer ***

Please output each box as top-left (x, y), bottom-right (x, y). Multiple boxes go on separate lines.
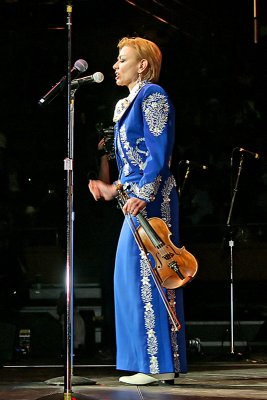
top-left (161, 175), bottom-right (177, 227)
top-left (120, 128), bottom-right (147, 170)
top-left (142, 93), bottom-right (169, 136)
top-left (140, 252), bottom-right (159, 374)
top-left (160, 175), bottom-right (181, 373)
top-left (167, 289), bottom-right (181, 373)
top-left (130, 175), bottom-right (162, 202)
top-left (117, 125), bottom-right (131, 176)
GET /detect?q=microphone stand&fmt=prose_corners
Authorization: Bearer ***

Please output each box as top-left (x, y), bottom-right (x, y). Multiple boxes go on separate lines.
top-left (225, 153), bottom-right (244, 358)
top-left (38, 2), bottom-right (96, 399)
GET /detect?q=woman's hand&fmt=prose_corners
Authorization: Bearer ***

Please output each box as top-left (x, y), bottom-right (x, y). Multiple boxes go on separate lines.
top-left (88, 179), bottom-right (117, 201)
top-left (123, 197), bottom-right (147, 216)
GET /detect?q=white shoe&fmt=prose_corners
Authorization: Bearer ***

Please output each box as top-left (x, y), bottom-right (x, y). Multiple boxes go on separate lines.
top-left (119, 373), bottom-right (158, 385)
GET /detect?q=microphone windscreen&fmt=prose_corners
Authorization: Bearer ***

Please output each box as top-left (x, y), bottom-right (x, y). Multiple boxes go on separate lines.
top-left (74, 59), bottom-right (88, 73)
top-left (93, 72), bottom-right (104, 83)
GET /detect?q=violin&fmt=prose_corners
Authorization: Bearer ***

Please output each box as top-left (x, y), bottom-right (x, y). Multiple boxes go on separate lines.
top-left (116, 184), bottom-right (198, 290)
top-left (136, 214), bottom-right (198, 289)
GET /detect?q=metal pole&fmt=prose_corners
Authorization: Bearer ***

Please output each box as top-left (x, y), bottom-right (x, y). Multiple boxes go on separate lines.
top-left (64, 1), bottom-right (74, 398)
top-left (226, 153), bottom-right (244, 357)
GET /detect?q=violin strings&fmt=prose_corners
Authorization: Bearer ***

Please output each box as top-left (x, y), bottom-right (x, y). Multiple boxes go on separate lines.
top-left (137, 213), bottom-right (175, 262)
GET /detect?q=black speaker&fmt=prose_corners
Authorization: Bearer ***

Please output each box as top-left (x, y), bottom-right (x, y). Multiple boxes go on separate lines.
top-left (16, 312), bottom-right (63, 358)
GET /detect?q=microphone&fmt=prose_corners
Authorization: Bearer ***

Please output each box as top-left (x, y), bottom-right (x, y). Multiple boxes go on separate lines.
top-left (238, 147), bottom-right (260, 159)
top-left (71, 72), bottom-right (104, 88)
top-left (38, 59), bottom-right (88, 106)
top-left (184, 160), bottom-right (208, 170)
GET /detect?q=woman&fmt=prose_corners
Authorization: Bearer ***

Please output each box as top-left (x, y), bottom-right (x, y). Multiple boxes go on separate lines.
top-left (89, 36), bottom-right (187, 385)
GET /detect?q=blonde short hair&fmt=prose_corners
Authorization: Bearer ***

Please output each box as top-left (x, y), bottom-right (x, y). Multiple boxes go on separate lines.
top-left (117, 37), bottom-right (162, 83)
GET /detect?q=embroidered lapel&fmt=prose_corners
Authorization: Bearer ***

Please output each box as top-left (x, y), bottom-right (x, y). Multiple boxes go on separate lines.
top-left (113, 81), bottom-right (148, 123)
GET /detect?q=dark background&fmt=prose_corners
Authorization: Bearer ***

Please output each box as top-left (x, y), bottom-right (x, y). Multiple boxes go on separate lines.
top-left (1, 0), bottom-right (267, 359)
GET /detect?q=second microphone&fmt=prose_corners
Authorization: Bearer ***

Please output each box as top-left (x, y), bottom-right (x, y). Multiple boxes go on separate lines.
top-left (71, 72), bottom-right (104, 88)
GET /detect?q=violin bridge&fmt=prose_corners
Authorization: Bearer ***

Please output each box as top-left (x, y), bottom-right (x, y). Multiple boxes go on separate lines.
top-left (162, 252), bottom-right (174, 260)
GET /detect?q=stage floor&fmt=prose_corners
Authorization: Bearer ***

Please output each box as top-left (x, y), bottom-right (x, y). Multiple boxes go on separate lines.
top-left (1, 355), bottom-right (267, 400)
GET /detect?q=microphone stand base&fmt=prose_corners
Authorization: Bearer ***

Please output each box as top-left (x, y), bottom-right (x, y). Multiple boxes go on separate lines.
top-left (35, 393), bottom-right (98, 400)
top-left (44, 376), bottom-right (96, 385)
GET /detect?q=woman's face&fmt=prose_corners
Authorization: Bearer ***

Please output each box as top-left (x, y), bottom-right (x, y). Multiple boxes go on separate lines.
top-left (113, 45), bottom-right (142, 90)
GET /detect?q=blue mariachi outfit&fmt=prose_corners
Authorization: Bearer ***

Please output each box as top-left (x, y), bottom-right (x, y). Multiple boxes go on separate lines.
top-left (113, 81), bottom-right (187, 374)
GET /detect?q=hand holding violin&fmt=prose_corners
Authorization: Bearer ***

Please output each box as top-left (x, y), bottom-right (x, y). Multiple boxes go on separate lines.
top-left (123, 197), bottom-right (147, 216)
